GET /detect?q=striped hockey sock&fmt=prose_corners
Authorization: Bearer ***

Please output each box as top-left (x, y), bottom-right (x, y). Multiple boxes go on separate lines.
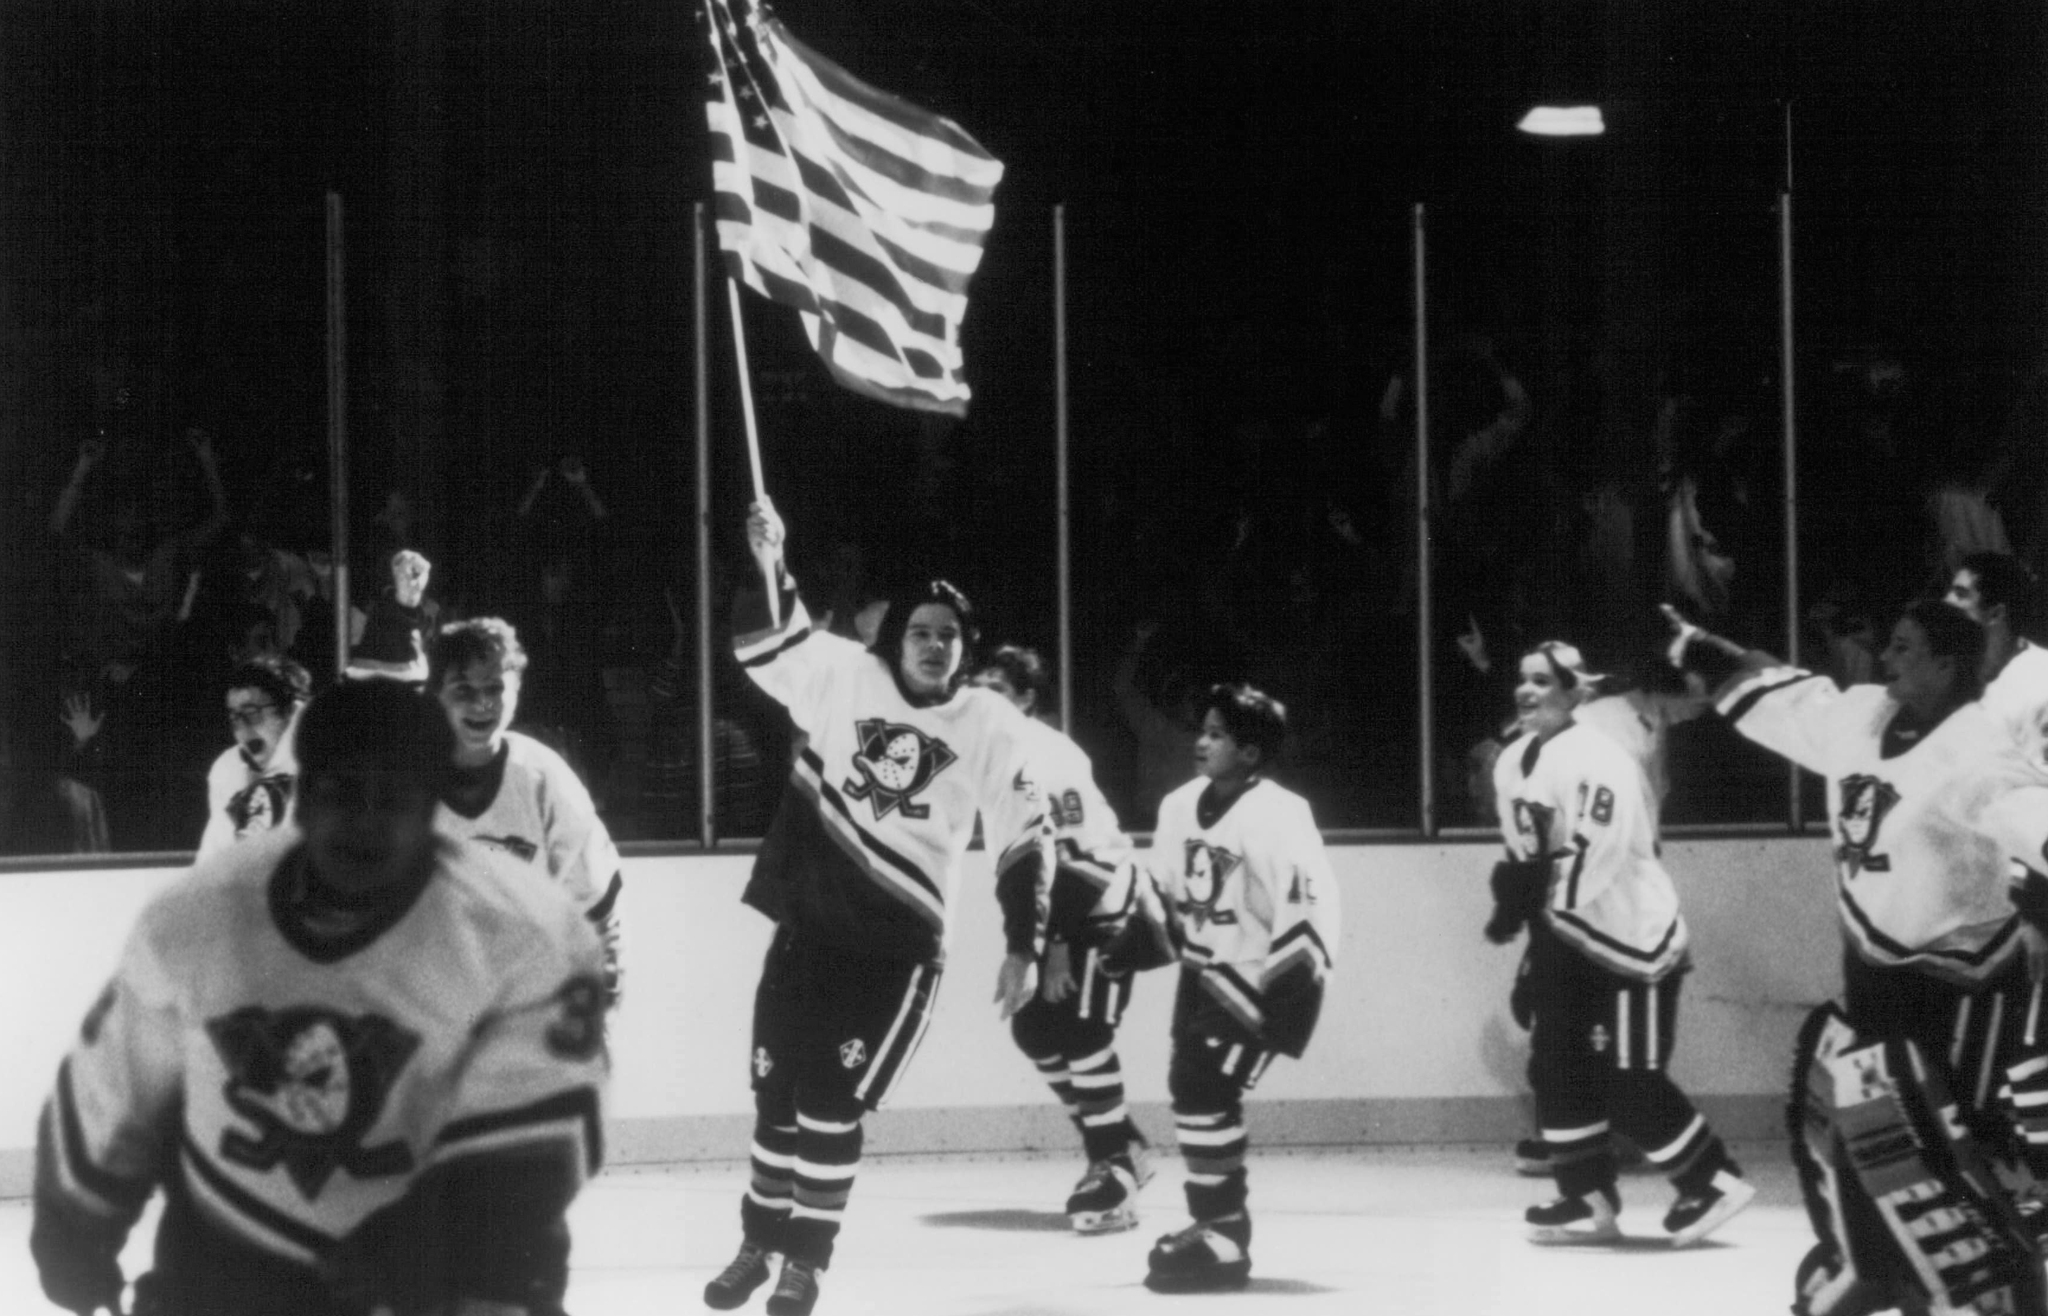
top-left (1070, 1044), bottom-right (1135, 1162)
top-left (785, 1109), bottom-right (864, 1268)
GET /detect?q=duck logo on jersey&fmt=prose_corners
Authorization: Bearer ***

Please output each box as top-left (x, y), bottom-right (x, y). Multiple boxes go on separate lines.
top-left (1835, 774), bottom-right (1901, 877)
top-left (843, 720), bottom-right (957, 821)
top-left (205, 1006), bottom-right (422, 1200)
top-left (227, 774), bottom-right (293, 839)
top-left (1179, 841), bottom-right (1243, 929)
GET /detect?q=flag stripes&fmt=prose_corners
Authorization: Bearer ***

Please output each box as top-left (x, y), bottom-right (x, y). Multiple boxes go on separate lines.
top-left (701, 0), bottom-right (1003, 415)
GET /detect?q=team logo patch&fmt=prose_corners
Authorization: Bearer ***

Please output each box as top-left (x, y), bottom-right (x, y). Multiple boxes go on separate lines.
top-left (754, 1047), bottom-right (774, 1079)
top-left (839, 1038), bottom-right (868, 1070)
top-left (1179, 841), bottom-right (1243, 930)
top-left (1835, 774), bottom-right (1901, 877)
top-left (205, 1006), bottom-right (421, 1199)
top-left (228, 774), bottom-right (293, 839)
top-left (843, 720), bottom-right (957, 820)
top-left (1589, 1024), bottom-right (1611, 1054)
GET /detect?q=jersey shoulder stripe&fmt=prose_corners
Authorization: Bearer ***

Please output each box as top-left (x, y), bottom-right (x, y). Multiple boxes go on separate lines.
top-left (50, 1059), bottom-right (150, 1216)
top-left (435, 1084), bottom-right (603, 1172)
top-left (180, 1133), bottom-right (335, 1262)
top-left (802, 747), bottom-right (944, 903)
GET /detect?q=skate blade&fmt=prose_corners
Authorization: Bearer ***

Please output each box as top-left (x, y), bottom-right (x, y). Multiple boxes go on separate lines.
top-left (1527, 1220), bottom-right (1622, 1246)
top-left (1070, 1206), bottom-right (1140, 1235)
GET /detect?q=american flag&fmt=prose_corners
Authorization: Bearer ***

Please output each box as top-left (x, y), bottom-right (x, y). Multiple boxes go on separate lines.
top-left (702, 0), bottom-right (1004, 417)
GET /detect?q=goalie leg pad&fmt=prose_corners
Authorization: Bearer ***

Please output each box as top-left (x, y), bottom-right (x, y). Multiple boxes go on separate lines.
top-left (1793, 1003), bottom-right (2046, 1316)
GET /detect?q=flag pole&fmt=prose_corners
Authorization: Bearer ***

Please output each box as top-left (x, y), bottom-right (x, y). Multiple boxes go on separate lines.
top-left (1053, 203), bottom-right (1072, 733)
top-left (725, 277), bottom-right (780, 624)
top-left (325, 190), bottom-right (351, 683)
top-left (1412, 202), bottom-right (1434, 836)
top-left (695, 203), bottom-right (717, 847)
top-left (1778, 102), bottom-right (1801, 832)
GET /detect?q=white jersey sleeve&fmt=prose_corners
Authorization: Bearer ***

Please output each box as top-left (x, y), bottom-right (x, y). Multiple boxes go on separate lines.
top-left (37, 913), bottom-right (187, 1230)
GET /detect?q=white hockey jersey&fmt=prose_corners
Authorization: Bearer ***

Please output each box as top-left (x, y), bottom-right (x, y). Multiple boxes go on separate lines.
top-left (1720, 666), bottom-right (2033, 985)
top-left (37, 827), bottom-right (608, 1276)
top-left (1983, 641), bottom-right (2048, 767)
top-left (196, 732), bottom-right (300, 863)
top-left (736, 587), bottom-right (1054, 962)
top-left (434, 730), bottom-right (622, 918)
top-left (1146, 776), bottom-right (1340, 1053)
top-left (1494, 721), bottom-right (1689, 983)
top-left (1017, 716), bottom-right (1135, 946)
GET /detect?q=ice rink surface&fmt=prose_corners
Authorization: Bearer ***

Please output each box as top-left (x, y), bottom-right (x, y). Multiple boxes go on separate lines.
top-left (0, 1143), bottom-right (1815, 1315)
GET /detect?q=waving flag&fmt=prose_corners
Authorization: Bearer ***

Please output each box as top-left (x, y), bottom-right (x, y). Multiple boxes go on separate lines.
top-left (702, 0), bottom-right (1004, 416)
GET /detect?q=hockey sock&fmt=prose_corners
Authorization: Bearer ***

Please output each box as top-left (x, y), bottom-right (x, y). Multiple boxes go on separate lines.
top-left (741, 1120), bottom-right (797, 1246)
top-left (784, 1109), bottom-right (862, 1269)
top-left (1026, 1051), bottom-right (1086, 1131)
top-left (1071, 1044), bottom-right (1135, 1163)
top-left (1544, 1120), bottom-right (1620, 1202)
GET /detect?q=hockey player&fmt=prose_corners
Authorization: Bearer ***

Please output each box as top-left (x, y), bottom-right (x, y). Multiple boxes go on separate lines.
top-left (196, 653), bottom-right (311, 861)
top-left (30, 678), bottom-right (609, 1316)
top-left (1947, 550), bottom-right (2048, 747)
top-left (701, 498), bottom-right (1054, 1316)
top-left (428, 617), bottom-right (624, 1006)
top-left (1667, 601), bottom-right (2048, 1314)
top-left (1509, 664), bottom-right (1709, 1179)
top-left (969, 644), bottom-right (1156, 1233)
top-left (1491, 640), bottom-right (1754, 1247)
top-left (1137, 682), bottom-right (1340, 1294)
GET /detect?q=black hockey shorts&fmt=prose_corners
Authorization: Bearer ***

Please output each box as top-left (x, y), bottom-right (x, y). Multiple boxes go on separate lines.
top-left (1168, 967), bottom-right (1274, 1101)
top-left (1010, 943), bottom-right (1133, 1058)
top-left (1527, 944), bottom-right (1684, 1085)
top-left (1840, 951), bottom-right (2031, 1137)
top-left (751, 926), bottom-right (942, 1114)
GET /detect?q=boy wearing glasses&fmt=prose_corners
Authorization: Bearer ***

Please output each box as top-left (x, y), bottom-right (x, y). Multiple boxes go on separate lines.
top-left (196, 654), bottom-right (312, 860)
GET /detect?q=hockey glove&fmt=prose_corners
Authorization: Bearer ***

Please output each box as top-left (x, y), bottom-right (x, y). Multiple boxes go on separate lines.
top-left (2013, 868), bottom-right (2048, 935)
top-left (1485, 858), bottom-right (1549, 944)
top-left (30, 1196), bottom-right (126, 1316)
top-left (1509, 944), bottom-right (1536, 1030)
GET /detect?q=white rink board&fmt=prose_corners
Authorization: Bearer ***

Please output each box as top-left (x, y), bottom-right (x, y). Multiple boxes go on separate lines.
top-left (0, 835), bottom-right (1838, 1191)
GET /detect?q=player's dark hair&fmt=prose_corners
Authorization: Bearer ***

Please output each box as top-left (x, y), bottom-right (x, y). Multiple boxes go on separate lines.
top-left (1959, 551), bottom-right (2042, 641)
top-left (428, 616), bottom-right (530, 689)
top-left (1203, 681), bottom-right (1287, 762)
top-left (868, 578), bottom-right (978, 688)
top-left (223, 653), bottom-right (311, 711)
top-left (976, 644), bottom-right (1053, 717)
top-left (293, 679), bottom-right (454, 802)
top-left (1901, 596), bottom-right (1987, 703)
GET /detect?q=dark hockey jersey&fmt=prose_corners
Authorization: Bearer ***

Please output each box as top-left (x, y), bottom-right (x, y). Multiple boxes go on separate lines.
top-left (735, 586), bottom-right (1053, 962)
top-left (34, 827), bottom-right (608, 1306)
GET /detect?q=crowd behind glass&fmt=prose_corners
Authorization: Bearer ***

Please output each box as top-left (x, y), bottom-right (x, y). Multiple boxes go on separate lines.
top-left (3, 333), bottom-right (2041, 858)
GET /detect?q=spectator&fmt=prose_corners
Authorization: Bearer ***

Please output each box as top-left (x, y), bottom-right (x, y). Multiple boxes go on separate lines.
top-left (195, 654), bottom-right (311, 861)
top-left (346, 550), bottom-right (434, 684)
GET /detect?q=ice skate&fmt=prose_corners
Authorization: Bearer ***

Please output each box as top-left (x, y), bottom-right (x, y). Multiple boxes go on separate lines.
top-left (703, 1240), bottom-right (775, 1310)
top-left (1067, 1155), bottom-right (1140, 1234)
top-left (1663, 1168), bottom-right (1756, 1248)
top-left (1525, 1186), bottom-right (1622, 1244)
top-left (764, 1258), bottom-right (820, 1316)
top-left (1144, 1219), bottom-right (1252, 1293)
